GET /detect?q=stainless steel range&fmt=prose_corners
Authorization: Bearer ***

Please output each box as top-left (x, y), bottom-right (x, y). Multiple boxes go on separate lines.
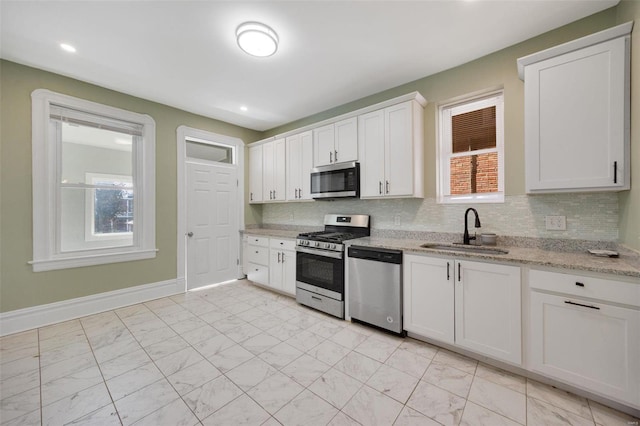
top-left (295, 214), bottom-right (370, 318)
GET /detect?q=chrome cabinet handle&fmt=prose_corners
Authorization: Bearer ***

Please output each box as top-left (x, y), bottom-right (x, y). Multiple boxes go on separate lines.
top-left (282, 253), bottom-right (285, 262)
top-left (334, 150), bottom-right (338, 162)
top-left (298, 188), bottom-right (302, 198)
top-left (273, 190), bottom-right (276, 199)
top-left (386, 180), bottom-right (390, 194)
top-left (458, 263), bottom-right (461, 282)
top-left (250, 192), bottom-right (253, 201)
top-left (277, 252), bottom-right (281, 263)
top-left (379, 181), bottom-right (382, 194)
top-left (329, 151), bottom-right (333, 163)
top-left (614, 161), bottom-right (618, 184)
top-left (294, 188), bottom-right (298, 199)
top-left (447, 262), bottom-right (450, 280)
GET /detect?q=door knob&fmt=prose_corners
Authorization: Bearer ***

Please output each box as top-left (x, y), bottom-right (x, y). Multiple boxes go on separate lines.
top-left (187, 232), bottom-right (193, 237)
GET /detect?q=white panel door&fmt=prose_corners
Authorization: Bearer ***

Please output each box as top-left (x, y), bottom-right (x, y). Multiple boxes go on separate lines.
top-left (385, 101), bottom-right (414, 196)
top-left (455, 260), bottom-right (522, 364)
top-left (403, 254), bottom-right (454, 343)
top-left (334, 117), bottom-right (358, 163)
top-left (313, 124), bottom-right (335, 167)
top-left (186, 162), bottom-right (238, 290)
top-left (249, 144), bottom-right (263, 203)
top-left (530, 291), bottom-right (640, 406)
top-left (358, 109), bottom-right (385, 198)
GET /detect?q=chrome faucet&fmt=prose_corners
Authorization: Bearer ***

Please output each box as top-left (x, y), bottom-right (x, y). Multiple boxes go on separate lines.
top-left (463, 208), bottom-right (481, 245)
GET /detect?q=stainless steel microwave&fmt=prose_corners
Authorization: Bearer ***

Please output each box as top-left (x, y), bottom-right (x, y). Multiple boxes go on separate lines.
top-left (310, 162), bottom-right (360, 200)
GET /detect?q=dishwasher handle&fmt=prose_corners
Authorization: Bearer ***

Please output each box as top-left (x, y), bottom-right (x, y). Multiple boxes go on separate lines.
top-left (348, 246), bottom-right (402, 264)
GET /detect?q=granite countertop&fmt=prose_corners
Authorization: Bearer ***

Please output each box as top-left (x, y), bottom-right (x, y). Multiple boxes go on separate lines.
top-left (240, 228), bottom-right (640, 279)
top-left (348, 237), bottom-right (640, 279)
top-left (242, 228), bottom-right (301, 239)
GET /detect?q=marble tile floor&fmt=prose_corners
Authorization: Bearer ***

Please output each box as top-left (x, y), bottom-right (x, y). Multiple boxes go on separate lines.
top-left (1, 279), bottom-right (638, 426)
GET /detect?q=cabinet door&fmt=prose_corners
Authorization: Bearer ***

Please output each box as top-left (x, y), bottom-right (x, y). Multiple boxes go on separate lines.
top-left (530, 291), bottom-right (640, 406)
top-left (403, 254), bottom-right (454, 343)
top-left (273, 138), bottom-right (286, 201)
top-left (281, 249), bottom-right (296, 295)
top-left (269, 249), bottom-right (283, 291)
top-left (286, 134), bottom-right (301, 201)
top-left (313, 124), bottom-right (335, 167)
top-left (249, 145), bottom-right (263, 203)
top-left (299, 131), bottom-right (313, 200)
top-left (262, 142), bottom-right (274, 201)
top-left (524, 37), bottom-right (628, 192)
top-left (358, 110), bottom-right (385, 198)
top-left (334, 117), bottom-right (358, 163)
top-left (455, 261), bottom-right (522, 364)
top-left (385, 102), bottom-right (414, 196)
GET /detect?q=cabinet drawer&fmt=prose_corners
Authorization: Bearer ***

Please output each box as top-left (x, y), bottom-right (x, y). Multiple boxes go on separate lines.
top-left (270, 238), bottom-right (296, 251)
top-left (246, 235), bottom-right (269, 247)
top-left (247, 263), bottom-right (269, 286)
top-left (529, 269), bottom-right (640, 307)
top-left (247, 246), bottom-right (269, 266)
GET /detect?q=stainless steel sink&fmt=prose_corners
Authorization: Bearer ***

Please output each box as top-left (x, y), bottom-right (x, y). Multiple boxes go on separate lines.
top-left (420, 243), bottom-right (509, 255)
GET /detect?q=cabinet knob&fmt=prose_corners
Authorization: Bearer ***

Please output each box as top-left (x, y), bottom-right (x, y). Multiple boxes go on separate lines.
top-left (575, 282), bottom-right (585, 287)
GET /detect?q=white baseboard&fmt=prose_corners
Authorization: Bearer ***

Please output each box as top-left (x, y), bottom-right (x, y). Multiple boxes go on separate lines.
top-left (0, 278), bottom-right (185, 337)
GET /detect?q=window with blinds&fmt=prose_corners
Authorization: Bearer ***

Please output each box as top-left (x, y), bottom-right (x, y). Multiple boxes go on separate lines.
top-left (30, 89), bottom-right (156, 271)
top-left (438, 91), bottom-right (504, 203)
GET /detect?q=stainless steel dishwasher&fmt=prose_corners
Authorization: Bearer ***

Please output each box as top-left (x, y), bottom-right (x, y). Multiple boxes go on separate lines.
top-left (348, 245), bottom-right (403, 334)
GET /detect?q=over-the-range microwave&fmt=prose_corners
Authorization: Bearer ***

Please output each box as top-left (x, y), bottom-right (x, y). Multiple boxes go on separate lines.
top-left (310, 162), bottom-right (360, 200)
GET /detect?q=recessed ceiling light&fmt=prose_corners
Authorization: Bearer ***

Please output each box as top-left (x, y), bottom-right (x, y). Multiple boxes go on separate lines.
top-left (236, 22), bottom-right (278, 57)
top-left (60, 43), bottom-right (76, 53)
top-left (240, 106), bottom-right (248, 112)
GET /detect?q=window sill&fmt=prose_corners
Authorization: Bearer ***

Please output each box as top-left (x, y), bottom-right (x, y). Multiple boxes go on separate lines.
top-left (438, 193), bottom-right (504, 204)
top-left (29, 249), bottom-right (158, 272)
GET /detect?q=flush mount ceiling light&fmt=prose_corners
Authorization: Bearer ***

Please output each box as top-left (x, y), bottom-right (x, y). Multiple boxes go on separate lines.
top-left (60, 43), bottom-right (76, 53)
top-left (236, 22), bottom-right (278, 57)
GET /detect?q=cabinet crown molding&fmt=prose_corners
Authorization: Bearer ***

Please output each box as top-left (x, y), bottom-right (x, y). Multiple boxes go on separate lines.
top-left (517, 21), bottom-right (634, 80)
top-left (249, 91), bottom-right (427, 146)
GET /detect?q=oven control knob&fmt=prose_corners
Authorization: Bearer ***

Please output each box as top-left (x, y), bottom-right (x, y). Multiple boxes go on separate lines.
top-left (330, 244), bottom-right (336, 249)
top-left (315, 242), bottom-right (320, 247)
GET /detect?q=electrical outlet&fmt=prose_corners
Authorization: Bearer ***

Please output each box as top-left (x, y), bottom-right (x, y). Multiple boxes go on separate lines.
top-left (394, 214), bottom-right (401, 226)
top-left (545, 215), bottom-right (566, 231)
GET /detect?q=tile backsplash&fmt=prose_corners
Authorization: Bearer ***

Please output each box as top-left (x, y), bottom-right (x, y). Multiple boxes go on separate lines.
top-left (260, 193), bottom-right (619, 241)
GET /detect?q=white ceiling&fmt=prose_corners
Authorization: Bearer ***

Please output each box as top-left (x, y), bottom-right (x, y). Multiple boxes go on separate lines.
top-left (1, 1), bottom-right (618, 132)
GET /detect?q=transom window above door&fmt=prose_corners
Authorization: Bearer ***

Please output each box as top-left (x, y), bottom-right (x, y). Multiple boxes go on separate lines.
top-left (30, 89), bottom-right (157, 271)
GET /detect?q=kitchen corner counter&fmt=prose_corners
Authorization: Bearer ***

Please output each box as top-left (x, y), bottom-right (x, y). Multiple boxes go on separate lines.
top-left (348, 237), bottom-right (640, 279)
top-left (241, 228), bottom-right (302, 239)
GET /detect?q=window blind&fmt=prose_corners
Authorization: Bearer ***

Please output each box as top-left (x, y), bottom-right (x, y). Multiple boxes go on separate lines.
top-left (50, 104), bottom-right (144, 136)
top-left (452, 106), bottom-right (496, 153)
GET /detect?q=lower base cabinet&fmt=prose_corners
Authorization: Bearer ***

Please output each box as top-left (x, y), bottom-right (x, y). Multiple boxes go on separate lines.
top-left (529, 270), bottom-right (640, 407)
top-left (403, 254), bottom-right (522, 364)
top-left (243, 235), bottom-right (296, 296)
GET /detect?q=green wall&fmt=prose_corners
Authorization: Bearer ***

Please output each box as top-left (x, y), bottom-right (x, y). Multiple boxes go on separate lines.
top-left (262, 5), bottom-right (640, 251)
top-left (617, 0), bottom-right (640, 251)
top-left (0, 60), bottom-right (262, 312)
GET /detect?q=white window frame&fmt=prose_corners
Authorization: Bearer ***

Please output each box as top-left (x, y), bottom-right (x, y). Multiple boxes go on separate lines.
top-left (437, 90), bottom-right (504, 204)
top-left (30, 89), bottom-right (157, 272)
top-left (84, 173), bottom-right (134, 242)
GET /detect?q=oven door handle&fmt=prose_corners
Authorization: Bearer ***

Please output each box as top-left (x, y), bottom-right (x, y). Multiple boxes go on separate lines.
top-left (295, 246), bottom-right (343, 259)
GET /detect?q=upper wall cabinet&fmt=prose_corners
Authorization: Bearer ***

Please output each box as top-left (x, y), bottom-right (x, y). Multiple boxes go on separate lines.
top-left (262, 138), bottom-right (286, 202)
top-left (518, 22), bottom-right (632, 193)
top-left (313, 117), bottom-right (358, 167)
top-left (249, 144), bottom-right (263, 203)
top-left (358, 100), bottom-right (424, 199)
top-left (286, 131), bottom-right (313, 201)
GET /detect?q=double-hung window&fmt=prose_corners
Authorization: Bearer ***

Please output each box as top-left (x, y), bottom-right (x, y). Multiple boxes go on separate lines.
top-left (437, 90), bottom-right (504, 203)
top-left (30, 89), bottom-right (156, 271)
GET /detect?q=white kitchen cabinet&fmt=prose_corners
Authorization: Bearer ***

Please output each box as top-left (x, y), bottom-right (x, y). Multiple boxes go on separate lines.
top-left (241, 234), bottom-right (248, 275)
top-left (529, 269), bottom-right (640, 407)
top-left (269, 238), bottom-right (296, 296)
top-left (313, 117), bottom-right (357, 167)
top-left (518, 23), bottom-right (631, 193)
top-left (359, 101), bottom-right (424, 198)
top-left (403, 254), bottom-right (521, 364)
top-left (286, 131), bottom-right (313, 201)
top-left (248, 144), bottom-right (263, 203)
top-left (455, 260), bottom-right (521, 364)
top-left (262, 139), bottom-right (286, 202)
top-left (246, 235), bottom-right (269, 286)
top-left (404, 254), bottom-right (454, 343)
